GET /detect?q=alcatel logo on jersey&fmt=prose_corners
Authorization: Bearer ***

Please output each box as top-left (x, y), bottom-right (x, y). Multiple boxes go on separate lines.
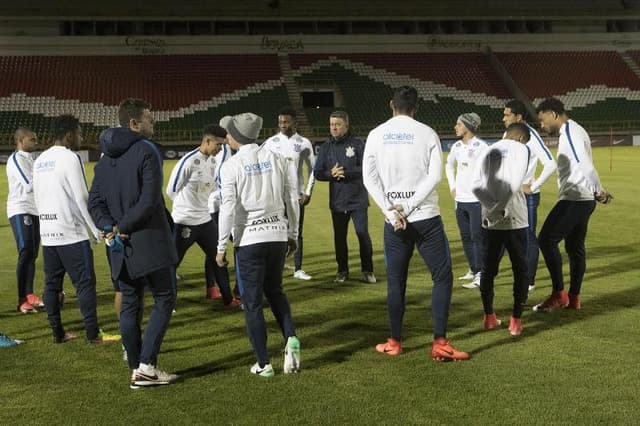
top-left (243, 161), bottom-right (272, 174)
top-left (36, 160), bottom-right (56, 171)
top-left (383, 133), bottom-right (415, 144)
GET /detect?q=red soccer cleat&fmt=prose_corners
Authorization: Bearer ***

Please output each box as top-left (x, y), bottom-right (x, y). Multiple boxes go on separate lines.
top-left (567, 293), bottom-right (581, 310)
top-left (207, 287), bottom-right (222, 300)
top-left (375, 338), bottom-right (402, 356)
top-left (482, 313), bottom-right (501, 330)
top-left (431, 338), bottom-right (469, 361)
top-left (26, 294), bottom-right (45, 308)
top-left (18, 301), bottom-right (37, 314)
top-left (532, 290), bottom-right (569, 312)
top-left (223, 297), bottom-right (243, 311)
top-left (509, 317), bottom-right (522, 336)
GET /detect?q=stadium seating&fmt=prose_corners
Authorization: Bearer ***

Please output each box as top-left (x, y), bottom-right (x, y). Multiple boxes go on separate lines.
top-left (290, 53), bottom-right (508, 135)
top-left (0, 55), bottom-right (287, 144)
top-left (3, 51), bottom-right (640, 145)
top-left (497, 51), bottom-right (640, 126)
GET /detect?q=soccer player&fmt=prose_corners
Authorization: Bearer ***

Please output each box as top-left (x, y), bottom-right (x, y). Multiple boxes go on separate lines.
top-left (313, 111), bottom-right (376, 284)
top-left (7, 127), bottom-right (44, 313)
top-left (33, 115), bottom-right (116, 344)
top-left (502, 100), bottom-right (557, 291)
top-left (166, 124), bottom-right (241, 309)
top-left (205, 139), bottom-right (237, 300)
top-left (363, 86), bottom-right (469, 361)
top-left (89, 98), bottom-right (178, 388)
top-left (216, 112), bottom-right (301, 377)
top-left (263, 107), bottom-right (315, 281)
top-left (471, 123), bottom-right (532, 336)
top-left (446, 113), bottom-right (488, 289)
top-left (532, 98), bottom-right (612, 312)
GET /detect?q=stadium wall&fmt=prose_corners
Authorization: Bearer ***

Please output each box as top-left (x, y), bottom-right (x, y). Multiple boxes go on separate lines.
top-left (3, 33), bottom-right (640, 56)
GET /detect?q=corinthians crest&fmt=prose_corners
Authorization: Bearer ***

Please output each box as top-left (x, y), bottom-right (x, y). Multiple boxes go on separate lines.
top-left (181, 227), bottom-right (191, 239)
top-left (345, 146), bottom-right (355, 158)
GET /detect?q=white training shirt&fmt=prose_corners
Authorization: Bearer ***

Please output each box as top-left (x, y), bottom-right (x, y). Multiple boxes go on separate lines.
top-left (33, 146), bottom-right (100, 246)
top-left (445, 136), bottom-right (488, 203)
top-left (503, 124), bottom-right (557, 194)
top-left (208, 144), bottom-right (231, 214)
top-left (217, 143), bottom-right (299, 252)
top-left (556, 119), bottom-right (602, 201)
top-left (363, 115), bottom-right (443, 224)
top-left (166, 148), bottom-right (216, 226)
top-left (6, 150), bottom-right (38, 218)
top-left (262, 132), bottom-right (315, 197)
top-left (471, 139), bottom-right (531, 230)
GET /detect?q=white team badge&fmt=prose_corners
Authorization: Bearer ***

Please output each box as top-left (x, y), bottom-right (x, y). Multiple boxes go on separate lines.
top-left (181, 227), bottom-right (191, 239)
top-left (345, 146), bottom-right (355, 158)
top-left (23, 216), bottom-right (32, 226)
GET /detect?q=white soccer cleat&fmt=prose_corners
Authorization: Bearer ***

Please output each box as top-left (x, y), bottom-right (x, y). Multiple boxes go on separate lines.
top-left (132, 363), bottom-right (178, 387)
top-left (250, 363), bottom-right (275, 377)
top-left (458, 270), bottom-right (474, 280)
top-left (293, 270), bottom-right (312, 280)
top-left (283, 336), bottom-right (301, 374)
top-left (462, 272), bottom-right (481, 289)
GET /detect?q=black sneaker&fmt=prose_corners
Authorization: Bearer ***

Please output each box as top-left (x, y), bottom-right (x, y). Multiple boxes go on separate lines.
top-left (334, 271), bottom-right (349, 283)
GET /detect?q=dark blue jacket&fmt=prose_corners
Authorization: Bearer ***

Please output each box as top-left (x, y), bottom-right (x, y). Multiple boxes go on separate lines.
top-left (314, 133), bottom-right (369, 212)
top-left (89, 128), bottom-right (177, 280)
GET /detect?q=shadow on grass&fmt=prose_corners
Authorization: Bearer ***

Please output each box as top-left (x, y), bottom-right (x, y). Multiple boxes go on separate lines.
top-left (461, 285), bottom-right (640, 356)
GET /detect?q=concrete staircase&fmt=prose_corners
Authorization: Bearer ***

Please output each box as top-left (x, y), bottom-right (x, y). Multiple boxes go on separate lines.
top-left (482, 45), bottom-right (537, 121)
top-left (277, 53), bottom-right (312, 136)
top-left (620, 51), bottom-right (640, 78)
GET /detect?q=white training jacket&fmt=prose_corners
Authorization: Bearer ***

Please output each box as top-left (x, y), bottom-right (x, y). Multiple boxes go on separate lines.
top-left (502, 124), bottom-right (557, 194)
top-left (363, 115), bottom-right (443, 224)
top-left (556, 119), bottom-right (602, 201)
top-left (262, 132), bottom-right (316, 197)
top-left (445, 136), bottom-right (488, 203)
top-left (217, 143), bottom-right (299, 252)
top-left (166, 148), bottom-right (215, 226)
top-left (6, 150), bottom-right (38, 218)
top-left (207, 144), bottom-right (232, 214)
top-left (471, 139), bottom-right (531, 230)
top-left (33, 146), bottom-right (100, 246)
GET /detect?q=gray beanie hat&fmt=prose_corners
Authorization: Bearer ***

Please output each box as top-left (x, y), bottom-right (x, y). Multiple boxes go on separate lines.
top-left (458, 112), bottom-right (481, 133)
top-left (219, 113), bottom-right (263, 144)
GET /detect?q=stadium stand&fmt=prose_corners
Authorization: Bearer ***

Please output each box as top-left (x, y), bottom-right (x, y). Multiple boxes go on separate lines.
top-left (0, 55), bottom-right (288, 144)
top-left (497, 51), bottom-right (640, 128)
top-left (291, 53), bottom-right (510, 134)
top-left (3, 50), bottom-right (640, 144)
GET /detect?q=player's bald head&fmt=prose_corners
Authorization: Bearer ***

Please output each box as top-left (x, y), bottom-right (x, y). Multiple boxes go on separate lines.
top-left (14, 127), bottom-right (31, 143)
top-left (14, 127), bottom-right (38, 152)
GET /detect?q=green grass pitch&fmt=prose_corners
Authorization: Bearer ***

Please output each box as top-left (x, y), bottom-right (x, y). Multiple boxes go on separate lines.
top-left (0, 147), bottom-right (638, 424)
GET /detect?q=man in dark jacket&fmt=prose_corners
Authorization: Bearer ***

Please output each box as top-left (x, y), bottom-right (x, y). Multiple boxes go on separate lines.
top-left (314, 111), bottom-right (375, 284)
top-left (89, 98), bottom-right (178, 389)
